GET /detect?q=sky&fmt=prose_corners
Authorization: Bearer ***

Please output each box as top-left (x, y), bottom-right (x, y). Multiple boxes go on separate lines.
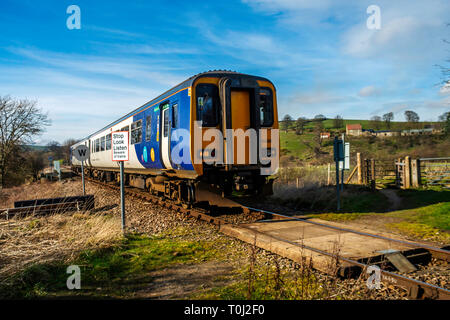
top-left (0, 0), bottom-right (449, 144)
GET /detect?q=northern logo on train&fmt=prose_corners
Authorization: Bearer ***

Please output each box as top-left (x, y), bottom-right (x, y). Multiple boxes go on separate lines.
top-left (143, 146), bottom-right (148, 162)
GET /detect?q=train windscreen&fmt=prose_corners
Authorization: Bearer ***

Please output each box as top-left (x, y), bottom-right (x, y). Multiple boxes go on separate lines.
top-left (196, 84), bottom-right (220, 127)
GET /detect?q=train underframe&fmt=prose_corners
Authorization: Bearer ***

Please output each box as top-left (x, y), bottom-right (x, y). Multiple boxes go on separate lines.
top-left (72, 165), bottom-right (273, 208)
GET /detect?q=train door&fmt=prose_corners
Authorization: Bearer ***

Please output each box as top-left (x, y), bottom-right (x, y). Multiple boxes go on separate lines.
top-left (87, 139), bottom-right (92, 166)
top-left (169, 102), bottom-right (180, 169)
top-left (230, 89), bottom-right (252, 164)
top-left (160, 102), bottom-right (172, 169)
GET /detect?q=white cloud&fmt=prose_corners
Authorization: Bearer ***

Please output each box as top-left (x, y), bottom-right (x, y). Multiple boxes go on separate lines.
top-left (358, 85), bottom-right (381, 97)
top-left (341, 1), bottom-right (449, 64)
top-left (84, 25), bottom-right (146, 38)
top-left (0, 46), bottom-right (192, 143)
top-left (8, 47), bottom-right (186, 87)
top-left (440, 81), bottom-right (450, 94)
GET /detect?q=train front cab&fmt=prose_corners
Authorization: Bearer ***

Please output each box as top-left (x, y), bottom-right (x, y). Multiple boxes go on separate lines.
top-left (190, 74), bottom-right (279, 198)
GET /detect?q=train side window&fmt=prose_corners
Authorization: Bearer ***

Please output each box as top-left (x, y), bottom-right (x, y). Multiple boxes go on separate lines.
top-left (101, 136), bottom-right (105, 151)
top-left (120, 126), bottom-right (129, 143)
top-left (196, 84), bottom-right (219, 127)
top-left (259, 88), bottom-right (274, 127)
top-left (145, 116), bottom-right (152, 141)
top-left (95, 139), bottom-right (100, 153)
top-left (163, 109), bottom-right (169, 137)
top-left (131, 120), bottom-right (142, 144)
top-left (106, 133), bottom-right (111, 150)
top-left (172, 104), bottom-right (178, 128)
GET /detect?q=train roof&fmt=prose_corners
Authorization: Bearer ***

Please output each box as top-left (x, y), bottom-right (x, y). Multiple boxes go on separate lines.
top-left (77, 70), bottom-right (273, 143)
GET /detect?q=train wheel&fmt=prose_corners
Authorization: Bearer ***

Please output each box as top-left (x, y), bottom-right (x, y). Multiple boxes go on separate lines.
top-left (171, 190), bottom-right (181, 204)
top-left (182, 203), bottom-right (191, 209)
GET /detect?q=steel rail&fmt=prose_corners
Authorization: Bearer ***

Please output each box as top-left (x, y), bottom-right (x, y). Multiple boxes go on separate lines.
top-left (237, 223), bottom-right (450, 300)
top-left (74, 172), bottom-right (449, 299)
top-left (243, 206), bottom-right (450, 261)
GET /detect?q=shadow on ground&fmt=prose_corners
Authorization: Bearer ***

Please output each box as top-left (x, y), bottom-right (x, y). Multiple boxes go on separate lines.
top-left (268, 184), bottom-right (450, 214)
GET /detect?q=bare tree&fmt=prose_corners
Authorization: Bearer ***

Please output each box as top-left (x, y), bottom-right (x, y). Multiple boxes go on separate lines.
top-left (436, 24), bottom-right (449, 88)
top-left (439, 111), bottom-right (450, 135)
top-left (404, 110), bottom-right (419, 122)
top-left (312, 120), bottom-right (324, 153)
top-left (47, 140), bottom-right (64, 160)
top-left (382, 112), bottom-right (394, 129)
top-left (62, 138), bottom-right (78, 163)
top-left (295, 117), bottom-right (307, 135)
top-left (333, 115), bottom-right (344, 129)
top-left (0, 96), bottom-right (50, 187)
top-left (282, 114), bottom-right (293, 133)
top-left (27, 151), bottom-right (45, 181)
top-left (314, 114), bottom-right (326, 121)
top-left (370, 115), bottom-right (382, 130)
top-left (438, 111), bottom-right (449, 122)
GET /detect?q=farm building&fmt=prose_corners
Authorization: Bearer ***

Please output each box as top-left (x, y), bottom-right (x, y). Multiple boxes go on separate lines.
top-left (401, 128), bottom-right (434, 136)
top-left (374, 130), bottom-right (400, 138)
top-left (320, 132), bottom-right (331, 139)
top-left (346, 124), bottom-right (362, 136)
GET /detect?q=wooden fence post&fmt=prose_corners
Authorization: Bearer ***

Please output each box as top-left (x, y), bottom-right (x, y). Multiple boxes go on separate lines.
top-left (364, 159), bottom-right (369, 185)
top-left (370, 159), bottom-right (376, 190)
top-left (357, 153), bottom-right (362, 184)
top-left (327, 163), bottom-right (331, 186)
top-left (404, 156), bottom-right (411, 189)
top-left (417, 159), bottom-right (421, 186)
top-left (411, 159), bottom-right (418, 188)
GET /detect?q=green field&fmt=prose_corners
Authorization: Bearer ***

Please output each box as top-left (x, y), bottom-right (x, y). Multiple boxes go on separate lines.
top-left (281, 118), bottom-right (439, 132)
top-left (279, 118), bottom-right (449, 165)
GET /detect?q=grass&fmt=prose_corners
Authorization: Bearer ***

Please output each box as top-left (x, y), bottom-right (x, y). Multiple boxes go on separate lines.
top-left (280, 131), bottom-right (317, 161)
top-left (302, 187), bottom-right (450, 243)
top-left (192, 243), bottom-right (363, 300)
top-left (279, 122), bottom-right (449, 166)
top-left (383, 202), bottom-right (450, 242)
top-left (193, 265), bottom-right (325, 300)
top-left (272, 184), bottom-right (390, 213)
top-left (281, 118), bottom-right (440, 132)
top-left (0, 230), bottom-right (222, 299)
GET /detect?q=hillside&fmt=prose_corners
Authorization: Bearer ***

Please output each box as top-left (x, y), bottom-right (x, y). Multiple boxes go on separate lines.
top-left (279, 118), bottom-right (449, 166)
top-left (282, 118), bottom-right (440, 132)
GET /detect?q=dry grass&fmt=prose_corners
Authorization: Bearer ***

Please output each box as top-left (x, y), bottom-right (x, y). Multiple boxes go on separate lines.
top-left (0, 211), bottom-right (122, 281)
top-left (0, 179), bottom-right (123, 281)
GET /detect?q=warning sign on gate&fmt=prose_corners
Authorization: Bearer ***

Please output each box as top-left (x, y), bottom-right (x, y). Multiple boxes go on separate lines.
top-left (112, 131), bottom-right (129, 161)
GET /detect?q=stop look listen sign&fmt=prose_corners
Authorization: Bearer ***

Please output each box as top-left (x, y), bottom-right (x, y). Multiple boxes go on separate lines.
top-left (112, 131), bottom-right (129, 161)
top-left (111, 131), bottom-right (129, 234)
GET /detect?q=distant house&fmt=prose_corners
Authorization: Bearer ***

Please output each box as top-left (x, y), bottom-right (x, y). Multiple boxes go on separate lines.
top-left (374, 130), bottom-right (400, 138)
top-left (346, 124), bottom-right (362, 136)
top-left (320, 132), bottom-right (330, 139)
top-left (401, 128), bottom-right (434, 136)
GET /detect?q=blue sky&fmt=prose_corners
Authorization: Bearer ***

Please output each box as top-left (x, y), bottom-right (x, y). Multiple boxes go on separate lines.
top-left (0, 0), bottom-right (449, 144)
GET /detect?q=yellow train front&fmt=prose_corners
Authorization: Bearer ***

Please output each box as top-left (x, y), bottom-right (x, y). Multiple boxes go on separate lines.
top-left (71, 70), bottom-right (279, 207)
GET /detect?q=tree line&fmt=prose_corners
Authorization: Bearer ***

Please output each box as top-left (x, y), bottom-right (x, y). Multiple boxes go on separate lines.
top-left (0, 96), bottom-right (76, 188)
top-left (281, 110), bottom-right (450, 133)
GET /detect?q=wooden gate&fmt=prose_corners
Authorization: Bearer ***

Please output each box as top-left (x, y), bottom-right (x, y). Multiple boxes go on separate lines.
top-left (419, 157), bottom-right (450, 188)
top-left (395, 159), bottom-right (405, 189)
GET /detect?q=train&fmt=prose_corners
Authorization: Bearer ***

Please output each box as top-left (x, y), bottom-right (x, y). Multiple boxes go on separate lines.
top-left (71, 70), bottom-right (279, 207)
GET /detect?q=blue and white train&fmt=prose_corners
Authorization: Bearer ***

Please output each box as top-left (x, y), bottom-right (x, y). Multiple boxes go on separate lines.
top-left (71, 70), bottom-right (279, 206)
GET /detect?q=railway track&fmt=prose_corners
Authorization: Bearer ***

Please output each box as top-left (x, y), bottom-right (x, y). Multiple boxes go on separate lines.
top-left (80, 175), bottom-right (450, 300)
